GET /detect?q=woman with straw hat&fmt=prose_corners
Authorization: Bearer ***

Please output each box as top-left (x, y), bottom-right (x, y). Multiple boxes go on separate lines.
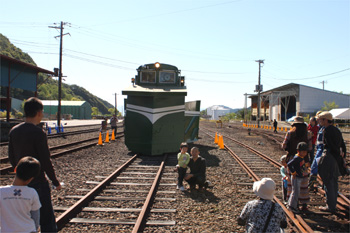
top-left (281, 116), bottom-right (311, 211)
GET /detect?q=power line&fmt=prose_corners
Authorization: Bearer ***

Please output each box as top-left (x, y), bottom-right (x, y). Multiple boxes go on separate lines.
top-left (264, 68), bottom-right (350, 81)
top-left (90, 0), bottom-right (244, 26)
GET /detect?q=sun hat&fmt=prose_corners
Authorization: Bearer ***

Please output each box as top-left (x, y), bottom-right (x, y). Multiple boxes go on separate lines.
top-left (315, 111), bottom-right (323, 119)
top-left (292, 116), bottom-right (304, 125)
top-left (253, 178), bottom-right (276, 200)
top-left (280, 155), bottom-right (287, 162)
top-left (296, 142), bottom-right (308, 151)
top-left (318, 111), bottom-right (333, 121)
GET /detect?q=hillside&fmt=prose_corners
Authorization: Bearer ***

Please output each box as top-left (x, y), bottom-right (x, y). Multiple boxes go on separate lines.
top-left (0, 34), bottom-right (113, 114)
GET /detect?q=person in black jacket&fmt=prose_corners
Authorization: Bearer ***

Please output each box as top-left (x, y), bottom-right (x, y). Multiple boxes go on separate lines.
top-left (273, 119), bottom-right (278, 133)
top-left (184, 147), bottom-right (208, 191)
top-left (8, 97), bottom-right (61, 232)
top-left (318, 111), bottom-right (347, 213)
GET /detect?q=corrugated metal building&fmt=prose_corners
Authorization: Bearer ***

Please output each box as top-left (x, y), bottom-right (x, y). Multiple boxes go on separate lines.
top-left (42, 100), bottom-right (92, 119)
top-left (250, 83), bottom-right (350, 121)
top-left (206, 105), bottom-right (236, 120)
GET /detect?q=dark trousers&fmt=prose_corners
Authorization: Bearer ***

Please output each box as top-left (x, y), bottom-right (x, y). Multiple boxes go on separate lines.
top-left (29, 181), bottom-right (57, 233)
top-left (177, 167), bottom-right (187, 187)
top-left (282, 181), bottom-right (288, 202)
top-left (319, 152), bottom-right (339, 212)
top-left (186, 175), bottom-right (206, 188)
top-left (111, 126), bottom-right (117, 135)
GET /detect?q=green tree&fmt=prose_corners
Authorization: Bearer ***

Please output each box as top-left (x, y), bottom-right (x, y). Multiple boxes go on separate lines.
top-left (91, 107), bottom-right (101, 116)
top-left (221, 112), bottom-right (237, 121)
top-left (321, 101), bottom-right (338, 111)
top-left (108, 108), bottom-right (116, 115)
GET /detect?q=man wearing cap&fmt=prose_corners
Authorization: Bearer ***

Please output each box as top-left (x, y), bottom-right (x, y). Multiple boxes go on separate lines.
top-left (238, 178), bottom-right (287, 232)
top-left (317, 111), bottom-right (347, 213)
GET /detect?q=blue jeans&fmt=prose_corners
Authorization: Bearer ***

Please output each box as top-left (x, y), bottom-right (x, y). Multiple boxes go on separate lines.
top-left (29, 181), bottom-right (57, 232)
top-left (310, 145), bottom-right (324, 175)
top-left (288, 176), bottom-right (302, 209)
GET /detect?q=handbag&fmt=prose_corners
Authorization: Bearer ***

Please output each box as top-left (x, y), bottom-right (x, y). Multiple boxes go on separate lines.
top-left (263, 202), bottom-right (275, 232)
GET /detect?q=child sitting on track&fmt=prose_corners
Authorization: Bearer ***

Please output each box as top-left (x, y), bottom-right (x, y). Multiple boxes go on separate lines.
top-left (0, 156), bottom-right (41, 232)
top-left (176, 142), bottom-right (190, 192)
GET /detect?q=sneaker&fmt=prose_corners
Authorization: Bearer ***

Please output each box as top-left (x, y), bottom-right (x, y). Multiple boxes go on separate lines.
top-left (179, 186), bottom-right (185, 192)
top-left (176, 185), bottom-right (180, 190)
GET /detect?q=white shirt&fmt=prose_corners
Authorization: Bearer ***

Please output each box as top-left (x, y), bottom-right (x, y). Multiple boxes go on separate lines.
top-left (0, 185), bottom-right (41, 233)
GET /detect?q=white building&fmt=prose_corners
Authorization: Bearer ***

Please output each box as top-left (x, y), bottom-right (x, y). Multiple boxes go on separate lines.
top-left (250, 83), bottom-right (350, 121)
top-left (206, 105), bottom-right (236, 120)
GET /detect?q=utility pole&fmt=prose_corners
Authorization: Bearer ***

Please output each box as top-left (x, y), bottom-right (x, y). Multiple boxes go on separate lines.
top-left (320, 80), bottom-right (327, 90)
top-left (49, 21), bottom-right (70, 132)
top-left (244, 93), bottom-right (248, 124)
top-left (255, 60), bottom-right (264, 127)
top-left (114, 93), bottom-right (117, 116)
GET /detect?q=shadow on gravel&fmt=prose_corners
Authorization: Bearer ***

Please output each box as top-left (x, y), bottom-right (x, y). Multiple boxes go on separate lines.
top-left (183, 189), bottom-right (220, 203)
top-left (188, 143), bottom-right (221, 167)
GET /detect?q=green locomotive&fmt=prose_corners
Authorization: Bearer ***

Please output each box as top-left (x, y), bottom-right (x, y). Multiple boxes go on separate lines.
top-left (122, 62), bottom-right (200, 156)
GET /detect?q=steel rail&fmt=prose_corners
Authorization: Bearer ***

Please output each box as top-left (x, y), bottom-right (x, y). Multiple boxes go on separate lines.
top-left (56, 154), bottom-right (138, 231)
top-left (224, 126), bottom-right (350, 209)
top-left (0, 134), bottom-right (124, 175)
top-left (132, 154), bottom-right (168, 233)
top-left (201, 129), bottom-right (312, 233)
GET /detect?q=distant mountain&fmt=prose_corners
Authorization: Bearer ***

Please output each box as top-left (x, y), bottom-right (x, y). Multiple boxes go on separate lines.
top-left (0, 33), bottom-right (113, 114)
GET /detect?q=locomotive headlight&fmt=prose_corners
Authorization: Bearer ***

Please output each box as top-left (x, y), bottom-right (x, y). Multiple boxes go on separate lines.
top-left (155, 62), bottom-right (160, 69)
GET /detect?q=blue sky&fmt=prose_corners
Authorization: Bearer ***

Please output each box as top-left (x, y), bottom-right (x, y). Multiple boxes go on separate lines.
top-left (1, 0), bottom-right (349, 112)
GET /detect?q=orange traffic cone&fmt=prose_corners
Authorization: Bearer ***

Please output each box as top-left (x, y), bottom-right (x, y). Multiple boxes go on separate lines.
top-left (285, 127), bottom-right (288, 132)
top-left (214, 132), bottom-right (218, 144)
top-left (111, 130), bottom-right (115, 141)
top-left (105, 130), bottom-right (110, 143)
top-left (97, 132), bottom-right (103, 146)
top-left (219, 135), bottom-right (225, 149)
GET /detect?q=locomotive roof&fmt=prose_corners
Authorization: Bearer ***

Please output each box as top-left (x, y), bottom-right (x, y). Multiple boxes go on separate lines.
top-left (122, 85), bottom-right (187, 96)
top-left (137, 63), bottom-right (179, 71)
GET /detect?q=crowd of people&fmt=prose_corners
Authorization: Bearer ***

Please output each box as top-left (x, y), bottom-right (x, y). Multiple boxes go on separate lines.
top-left (0, 97), bottom-right (348, 232)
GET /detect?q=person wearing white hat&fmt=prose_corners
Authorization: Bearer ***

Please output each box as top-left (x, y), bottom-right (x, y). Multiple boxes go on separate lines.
top-left (317, 111), bottom-right (347, 213)
top-left (238, 178), bottom-right (287, 232)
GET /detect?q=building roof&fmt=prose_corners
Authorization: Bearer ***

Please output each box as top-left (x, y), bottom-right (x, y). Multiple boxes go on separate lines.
top-left (42, 100), bottom-right (87, 106)
top-left (249, 83), bottom-right (349, 98)
top-left (0, 54), bottom-right (54, 75)
top-left (208, 105), bottom-right (232, 110)
top-left (329, 108), bottom-right (350, 120)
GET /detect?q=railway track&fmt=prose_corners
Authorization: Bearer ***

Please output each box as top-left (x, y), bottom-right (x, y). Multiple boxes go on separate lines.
top-left (201, 126), bottom-right (350, 232)
top-left (54, 154), bottom-right (178, 232)
top-left (0, 123), bottom-right (124, 146)
top-left (238, 124), bottom-right (350, 200)
top-left (0, 131), bottom-right (124, 175)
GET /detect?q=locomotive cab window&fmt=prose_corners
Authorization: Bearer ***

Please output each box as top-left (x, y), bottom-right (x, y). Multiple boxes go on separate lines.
top-left (159, 71), bottom-right (175, 84)
top-left (140, 71), bottom-right (156, 83)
